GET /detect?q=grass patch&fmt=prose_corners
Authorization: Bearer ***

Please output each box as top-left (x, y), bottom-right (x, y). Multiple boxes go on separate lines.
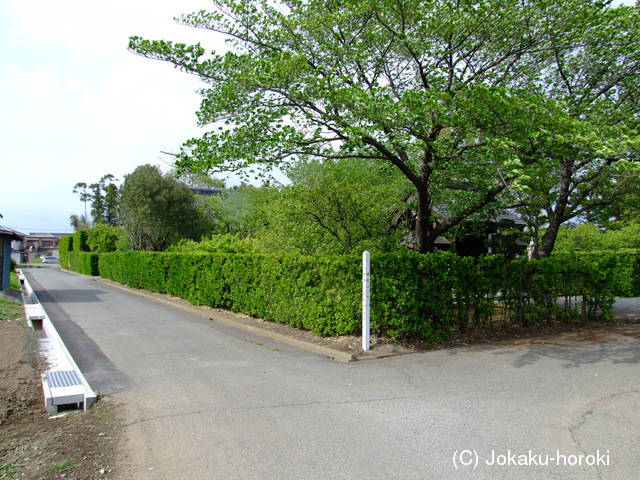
top-left (49, 460), bottom-right (76, 472)
top-left (9, 272), bottom-right (20, 291)
top-left (0, 463), bottom-right (24, 479)
top-left (0, 299), bottom-right (23, 322)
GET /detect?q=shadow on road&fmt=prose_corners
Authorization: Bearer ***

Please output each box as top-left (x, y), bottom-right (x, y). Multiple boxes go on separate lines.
top-left (36, 289), bottom-right (109, 303)
top-left (25, 275), bottom-right (130, 394)
top-left (447, 326), bottom-right (640, 369)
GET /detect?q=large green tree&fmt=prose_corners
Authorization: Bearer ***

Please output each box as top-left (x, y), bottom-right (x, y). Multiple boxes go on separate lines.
top-left (505, 3), bottom-right (640, 257)
top-left (130, 0), bottom-right (639, 254)
top-left (257, 159), bottom-right (409, 254)
top-left (120, 164), bottom-right (211, 251)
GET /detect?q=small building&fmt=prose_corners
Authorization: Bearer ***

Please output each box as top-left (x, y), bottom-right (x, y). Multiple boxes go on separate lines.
top-left (395, 194), bottom-right (527, 258)
top-left (0, 226), bottom-right (26, 291)
top-left (24, 233), bottom-right (66, 259)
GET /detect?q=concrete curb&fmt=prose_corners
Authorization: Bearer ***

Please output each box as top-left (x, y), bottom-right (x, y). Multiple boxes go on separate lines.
top-left (17, 270), bottom-right (97, 413)
top-left (96, 278), bottom-right (356, 363)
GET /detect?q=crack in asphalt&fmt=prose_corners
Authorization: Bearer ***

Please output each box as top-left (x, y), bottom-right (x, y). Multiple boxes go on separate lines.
top-left (122, 393), bottom-right (433, 427)
top-left (569, 388), bottom-right (639, 479)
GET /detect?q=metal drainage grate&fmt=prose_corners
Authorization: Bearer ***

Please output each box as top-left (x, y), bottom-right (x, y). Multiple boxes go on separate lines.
top-left (45, 370), bottom-right (82, 388)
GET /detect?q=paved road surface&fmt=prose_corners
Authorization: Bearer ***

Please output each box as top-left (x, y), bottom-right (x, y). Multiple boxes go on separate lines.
top-left (25, 268), bottom-right (640, 479)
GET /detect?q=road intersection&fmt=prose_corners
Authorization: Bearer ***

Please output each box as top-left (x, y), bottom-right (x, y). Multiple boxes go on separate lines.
top-left (25, 267), bottom-right (639, 479)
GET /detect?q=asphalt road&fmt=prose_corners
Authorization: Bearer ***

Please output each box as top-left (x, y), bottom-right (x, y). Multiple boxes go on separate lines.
top-left (24, 267), bottom-right (640, 480)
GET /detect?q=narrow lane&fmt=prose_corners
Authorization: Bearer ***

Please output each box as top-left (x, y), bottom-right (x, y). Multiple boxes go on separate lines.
top-left (24, 268), bottom-right (640, 480)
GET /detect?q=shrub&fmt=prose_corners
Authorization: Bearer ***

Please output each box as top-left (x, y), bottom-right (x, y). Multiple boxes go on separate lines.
top-left (59, 235), bottom-right (73, 268)
top-left (86, 225), bottom-right (129, 253)
top-left (72, 230), bottom-right (90, 252)
top-left (96, 249), bottom-right (621, 341)
top-left (69, 252), bottom-right (100, 276)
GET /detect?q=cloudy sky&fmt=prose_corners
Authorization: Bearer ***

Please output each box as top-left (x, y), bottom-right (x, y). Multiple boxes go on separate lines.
top-left (0, 0), bottom-right (226, 234)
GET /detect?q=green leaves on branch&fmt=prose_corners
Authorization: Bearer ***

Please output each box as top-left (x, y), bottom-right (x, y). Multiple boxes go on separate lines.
top-left (129, 0), bottom-right (640, 255)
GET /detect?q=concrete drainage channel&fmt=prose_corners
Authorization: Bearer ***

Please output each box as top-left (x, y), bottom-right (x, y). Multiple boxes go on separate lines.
top-left (17, 270), bottom-right (96, 414)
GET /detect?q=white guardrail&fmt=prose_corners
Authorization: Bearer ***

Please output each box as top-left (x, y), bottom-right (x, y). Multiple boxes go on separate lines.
top-left (16, 270), bottom-right (96, 414)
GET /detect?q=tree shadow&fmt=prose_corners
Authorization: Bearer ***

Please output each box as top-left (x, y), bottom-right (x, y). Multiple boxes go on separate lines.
top-left (36, 288), bottom-right (108, 303)
top-left (446, 326), bottom-right (640, 368)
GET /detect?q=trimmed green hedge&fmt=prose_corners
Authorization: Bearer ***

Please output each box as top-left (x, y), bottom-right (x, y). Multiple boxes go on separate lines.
top-left (59, 235), bottom-right (73, 269)
top-left (69, 252), bottom-right (100, 276)
top-left (72, 230), bottom-right (89, 253)
top-left (94, 250), bottom-right (633, 341)
top-left (99, 253), bottom-right (361, 335)
top-left (575, 250), bottom-right (640, 297)
top-left (59, 231), bottom-right (91, 270)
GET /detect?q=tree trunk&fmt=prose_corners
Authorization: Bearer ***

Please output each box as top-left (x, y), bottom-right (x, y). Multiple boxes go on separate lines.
top-left (414, 186), bottom-right (435, 254)
top-left (533, 219), bottom-right (561, 259)
top-left (533, 161), bottom-right (573, 259)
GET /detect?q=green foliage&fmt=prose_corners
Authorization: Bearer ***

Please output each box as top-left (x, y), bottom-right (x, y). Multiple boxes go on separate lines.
top-left (59, 235), bottom-right (73, 268)
top-left (72, 175), bottom-right (120, 227)
top-left (169, 234), bottom-right (257, 254)
top-left (60, 232), bottom-right (92, 270)
top-left (207, 183), bottom-right (276, 237)
top-left (72, 230), bottom-right (89, 252)
top-left (507, 2), bottom-right (640, 258)
top-left (69, 252), bottom-right (100, 276)
top-left (504, 254), bottom-right (620, 325)
top-left (69, 214), bottom-right (90, 231)
top-left (119, 164), bottom-right (212, 251)
top-left (48, 460), bottom-right (75, 472)
top-left (9, 270), bottom-right (20, 290)
top-left (554, 223), bottom-right (640, 252)
top-left (1, 462), bottom-right (23, 479)
top-left (130, 0), bottom-right (640, 255)
top-left (97, 249), bottom-right (624, 341)
top-left (86, 224), bottom-right (129, 253)
top-left (99, 252), bottom-right (361, 335)
top-left (256, 159), bottom-right (410, 254)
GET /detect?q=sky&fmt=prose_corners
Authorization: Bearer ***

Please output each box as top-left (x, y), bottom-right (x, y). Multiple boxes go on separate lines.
top-left (0, 0), bottom-right (227, 234)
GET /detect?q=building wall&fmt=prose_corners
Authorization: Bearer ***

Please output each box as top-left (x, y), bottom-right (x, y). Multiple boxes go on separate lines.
top-left (1, 235), bottom-right (10, 291)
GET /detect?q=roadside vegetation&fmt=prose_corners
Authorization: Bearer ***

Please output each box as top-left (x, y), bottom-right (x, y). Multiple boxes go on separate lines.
top-left (61, 0), bottom-right (639, 344)
top-left (0, 297), bottom-right (120, 479)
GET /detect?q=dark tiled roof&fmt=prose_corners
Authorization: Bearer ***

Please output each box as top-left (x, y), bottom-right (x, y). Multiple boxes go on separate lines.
top-left (0, 226), bottom-right (27, 240)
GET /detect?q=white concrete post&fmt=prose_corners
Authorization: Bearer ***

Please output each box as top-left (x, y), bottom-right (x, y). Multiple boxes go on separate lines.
top-left (362, 251), bottom-right (370, 351)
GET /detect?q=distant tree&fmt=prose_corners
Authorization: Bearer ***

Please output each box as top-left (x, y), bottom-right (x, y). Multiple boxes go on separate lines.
top-left (119, 164), bottom-right (211, 251)
top-left (72, 182), bottom-right (92, 226)
top-left (69, 214), bottom-right (91, 231)
top-left (89, 182), bottom-right (105, 225)
top-left (104, 183), bottom-right (119, 224)
top-left (89, 174), bottom-right (120, 225)
top-left (73, 175), bottom-right (120, 226)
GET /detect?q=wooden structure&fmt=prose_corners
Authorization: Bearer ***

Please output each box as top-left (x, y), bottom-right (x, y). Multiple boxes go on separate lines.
top-left (0, 226), bottom-right (25, 291)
